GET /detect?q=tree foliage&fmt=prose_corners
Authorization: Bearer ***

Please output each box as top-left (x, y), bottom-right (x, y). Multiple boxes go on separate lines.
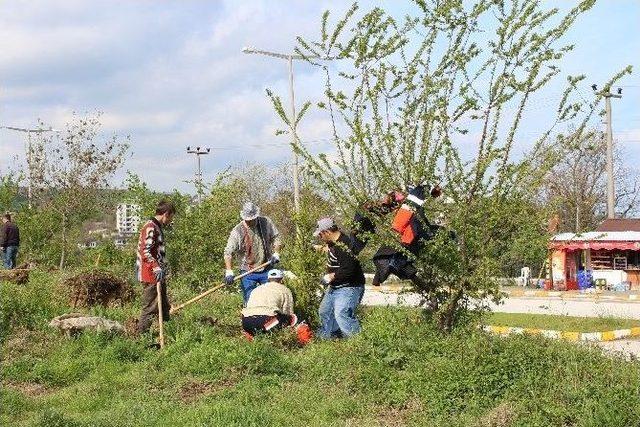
top-left (268, 0), bottom-right (631, 330)
top-left (544, 129), bottom-right (640, 232)
top-left (28, 113), bottom-right (129, 268)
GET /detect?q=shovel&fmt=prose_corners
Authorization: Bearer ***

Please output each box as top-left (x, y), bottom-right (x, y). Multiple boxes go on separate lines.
top-left (170, 261), bottom-right (272, 314)
top-left (156, 281), bottom-right (165, 349)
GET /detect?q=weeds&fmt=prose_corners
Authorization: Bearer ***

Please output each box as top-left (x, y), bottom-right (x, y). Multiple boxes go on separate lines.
top-left (1, 271), bottom-right (639, 426)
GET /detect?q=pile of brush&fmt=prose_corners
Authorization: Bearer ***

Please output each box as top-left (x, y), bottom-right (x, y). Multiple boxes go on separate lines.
top-left (0, 263), bottom-right (32, 285)
top-left (62, 269), bottom-right (135, 308)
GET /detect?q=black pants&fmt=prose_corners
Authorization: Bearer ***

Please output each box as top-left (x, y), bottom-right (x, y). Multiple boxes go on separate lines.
top-left (242, 313), bottom-right (293, 336)
top-left (137, 282), bottom-right (170, 334)
top-left (372, 253), bottom-right (417, 285)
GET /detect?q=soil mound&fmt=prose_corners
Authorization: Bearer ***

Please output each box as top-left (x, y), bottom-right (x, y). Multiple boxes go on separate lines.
top-left (62, 270), bottom-right (134, 308)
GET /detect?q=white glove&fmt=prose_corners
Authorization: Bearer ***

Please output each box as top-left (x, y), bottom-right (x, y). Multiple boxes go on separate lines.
top-left (224, 269), bottom-right (235, 285)
top-left (270, 252), bottom-right (280, 265)
top-left (321, 273), bottom-right (333, 285)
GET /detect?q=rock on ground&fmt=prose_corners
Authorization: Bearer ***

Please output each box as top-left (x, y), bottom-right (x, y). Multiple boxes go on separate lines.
top-left (49, 313), bottom-right (125, 336)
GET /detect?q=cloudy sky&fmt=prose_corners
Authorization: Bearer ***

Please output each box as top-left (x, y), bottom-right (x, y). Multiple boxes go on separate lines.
top-left (1, 0), bottom-right (639, 193)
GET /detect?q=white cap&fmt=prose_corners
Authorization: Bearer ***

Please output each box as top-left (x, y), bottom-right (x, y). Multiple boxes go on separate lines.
top-left (267, 269), bottom-right (284, 279)
top-left (313, 217), bottom-right (335, 237)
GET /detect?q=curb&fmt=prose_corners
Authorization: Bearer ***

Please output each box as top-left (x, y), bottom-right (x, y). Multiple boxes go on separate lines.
top-left (364, 284), bottom-right (410, 293)
top-left (482, 325), bottom-right (640, 342)
top-left (504, 289), bottom-right (640, 303)
top-left (366, 286), bottom-right (640, 302)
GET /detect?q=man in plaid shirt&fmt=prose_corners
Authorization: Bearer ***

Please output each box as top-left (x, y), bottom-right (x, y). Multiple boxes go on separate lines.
top-left (136, 200), bottom-right (176, 334)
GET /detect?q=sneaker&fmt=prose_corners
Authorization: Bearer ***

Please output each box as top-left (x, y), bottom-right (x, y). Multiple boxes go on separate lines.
top-left (242, 331), bottom-right (254, 342)
top-left (288, 314), bottom-right (298, 327)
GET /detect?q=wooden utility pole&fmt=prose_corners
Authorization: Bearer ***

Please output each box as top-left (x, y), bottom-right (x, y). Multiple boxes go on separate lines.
top-left (592, 84), bottom-right (622, 219)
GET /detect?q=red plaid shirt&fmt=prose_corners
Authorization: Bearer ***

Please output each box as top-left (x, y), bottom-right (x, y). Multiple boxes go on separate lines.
top-left (136, 218), bottom-right (165, 284)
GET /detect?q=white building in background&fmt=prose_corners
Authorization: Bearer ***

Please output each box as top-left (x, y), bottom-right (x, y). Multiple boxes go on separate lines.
top-left (116, 203), bottom-right (141, 235)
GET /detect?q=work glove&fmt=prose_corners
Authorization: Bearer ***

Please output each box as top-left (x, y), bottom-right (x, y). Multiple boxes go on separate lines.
top-left (269, 252), bottom-right (280, 266)
top-left (153, 266), bottom-right (165, 283)
top-left (224, 269), bottom-right (235, 286)
top-left (321, 273), bottom-right (333, 286)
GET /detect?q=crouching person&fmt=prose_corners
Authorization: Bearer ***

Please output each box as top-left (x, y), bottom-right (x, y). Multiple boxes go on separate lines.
top-left (241, 269), bottom-right (312, 345)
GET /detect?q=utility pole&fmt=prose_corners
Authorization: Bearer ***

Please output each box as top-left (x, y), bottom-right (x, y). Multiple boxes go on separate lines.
top-left (242, 47), bottom-right (305, 213)
top-left (591, 84), bottom-right (622, 219)
top-left (0, 125), bottom-right (60, 208)
top-left (186, 146), bottom-right (210, 203)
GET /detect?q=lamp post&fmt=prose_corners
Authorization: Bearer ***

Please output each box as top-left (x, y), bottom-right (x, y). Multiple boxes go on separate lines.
top-left (186, 146), bottom-right (210, 203)
top-left (591, 84), bottom-right (622, 219)
top-left (0, 125), bottom-right (61, 208)
top-left (242, 46), bottom-right (312, 214)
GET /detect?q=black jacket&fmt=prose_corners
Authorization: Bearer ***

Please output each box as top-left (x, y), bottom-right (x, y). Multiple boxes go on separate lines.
top-left (1, 221), bottom-right (20, 248)
top-left (327, 233), bottom-right (365, 287)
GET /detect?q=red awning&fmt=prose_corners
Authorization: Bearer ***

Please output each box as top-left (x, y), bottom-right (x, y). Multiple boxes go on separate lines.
top-left (549, 241), bottom-right (640, 251)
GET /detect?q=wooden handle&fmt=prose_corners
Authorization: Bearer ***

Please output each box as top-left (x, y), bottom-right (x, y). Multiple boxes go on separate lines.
top-left (169, 261), bottom-right (272, 314)
top-left (156, 282), bottom-right (165, 349)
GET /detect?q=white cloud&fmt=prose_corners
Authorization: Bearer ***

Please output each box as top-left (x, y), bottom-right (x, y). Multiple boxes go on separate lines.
top-left (1, 0), bottom-right (638, 193)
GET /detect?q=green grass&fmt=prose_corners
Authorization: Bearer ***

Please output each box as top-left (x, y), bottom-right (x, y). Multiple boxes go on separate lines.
top-left (2, 270), bottom-right (640, 427)
top-left (485, 312), bottom-right (640, 332)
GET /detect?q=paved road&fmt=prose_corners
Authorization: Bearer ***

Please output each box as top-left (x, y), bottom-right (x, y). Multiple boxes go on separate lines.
top-left (362, 289), bottom-right (640, 319)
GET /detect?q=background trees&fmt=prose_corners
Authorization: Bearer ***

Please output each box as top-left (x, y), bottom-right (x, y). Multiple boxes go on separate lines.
top-left (544, 129), bottom-right (640, 232)
top-left (26, 113), bottom-right (129, 268)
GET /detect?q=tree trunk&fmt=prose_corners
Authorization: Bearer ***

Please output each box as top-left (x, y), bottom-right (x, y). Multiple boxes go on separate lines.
top-left (59, 212), bottom-right (67, 270)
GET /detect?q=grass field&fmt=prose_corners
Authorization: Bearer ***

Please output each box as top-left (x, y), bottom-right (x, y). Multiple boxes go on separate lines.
top-left (1, 270), bottom-right (640, 426)
top-left (484, 312), bottom-right (640, 332)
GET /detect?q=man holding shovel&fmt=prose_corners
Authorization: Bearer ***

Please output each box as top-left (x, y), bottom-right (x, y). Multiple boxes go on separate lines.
top-left (224, 202), bottom-right (281, 305)
top-left (135, 200), bottom-right (176, 335)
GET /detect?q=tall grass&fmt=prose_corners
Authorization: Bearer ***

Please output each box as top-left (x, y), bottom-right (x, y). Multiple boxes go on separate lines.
top-left (1, 271), bottom-right (639, 426)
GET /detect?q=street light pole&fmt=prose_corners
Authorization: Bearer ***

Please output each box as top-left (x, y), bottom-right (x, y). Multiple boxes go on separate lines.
top-left (0, 125), bottom-right (61, 208)
top-left (186, 146), bottom-right (210, 203)
top-left (242, 46), bottom-right (315, 214)
top-left (591, 85), bottom-right (622, 219)
top-left (287, 55), bottom-right (301, 213)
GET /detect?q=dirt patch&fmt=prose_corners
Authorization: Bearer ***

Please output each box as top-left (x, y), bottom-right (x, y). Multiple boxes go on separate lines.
top-left (4, 381), bottom-right (51, 397)
top-left (123, 317), bottom-right (139, 337)
top-left (473, 402), bottom-right (518, 427)
top-left (178, 380), bottom-right (215, 403)
top-left (369, 398), bottom-right (423, 427)
top-left (61, 270), bottom-right (134, 308)
top-left (178, 375), bottom-right (242, 404)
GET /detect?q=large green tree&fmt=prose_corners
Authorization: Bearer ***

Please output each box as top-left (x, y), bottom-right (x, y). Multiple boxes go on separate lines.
top-left (269, 0), bottom-right (631, 330)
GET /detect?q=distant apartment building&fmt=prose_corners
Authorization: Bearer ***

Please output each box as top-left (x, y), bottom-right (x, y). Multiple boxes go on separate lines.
top-left (116, 203), bottom-right (141, 235)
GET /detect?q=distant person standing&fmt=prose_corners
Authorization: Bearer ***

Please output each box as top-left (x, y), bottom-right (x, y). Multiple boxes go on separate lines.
top-left (224, 202), bottom-right (282, 306)
top-left (1, 213), bottom-right (20, 269)
top-left (136, 200), bottom-right (176, 334)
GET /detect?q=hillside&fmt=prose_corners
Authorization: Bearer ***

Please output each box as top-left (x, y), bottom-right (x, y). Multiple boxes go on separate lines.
top-left (1, 270), bottom-right (639, 427)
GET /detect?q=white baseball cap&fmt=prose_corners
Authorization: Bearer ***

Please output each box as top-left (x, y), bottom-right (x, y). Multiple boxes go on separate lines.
top-left (313, 217), bottom-right (335, 237)
top-left (267, 269), bottom-right (284, 279)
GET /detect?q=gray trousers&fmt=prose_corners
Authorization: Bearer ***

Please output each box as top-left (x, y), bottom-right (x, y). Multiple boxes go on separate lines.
top-left (137, 282), bottom-right (170, 333)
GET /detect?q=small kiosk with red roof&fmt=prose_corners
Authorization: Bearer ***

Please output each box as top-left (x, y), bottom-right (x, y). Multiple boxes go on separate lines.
top-left (549, 219), bottom-right (640, 291)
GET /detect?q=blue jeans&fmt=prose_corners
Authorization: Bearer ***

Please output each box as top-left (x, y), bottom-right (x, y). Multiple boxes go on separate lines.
top-left (3, 246), bottom-right (18, 269)
top-left (318, 285), bottom-right (364, 339)
top-left (240, 270), bottom-right (269, 306)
